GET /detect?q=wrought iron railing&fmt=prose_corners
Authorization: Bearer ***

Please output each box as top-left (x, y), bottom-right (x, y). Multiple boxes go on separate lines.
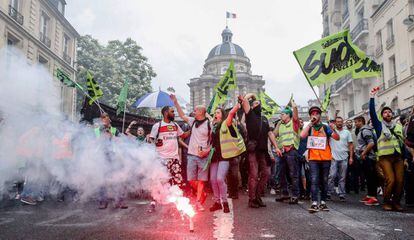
top-left (388, 76), bottom-right (397, 87)
top-left (375, 45), bottom-right (383, 57)
top-left (63, 52), bottom-right (72, 65)
top-left (8, 5), bottom-right (23, 25)
top-left (351, 19), bottom-right (368, 40)
top-left (386, 35), bottom-right (395, 49)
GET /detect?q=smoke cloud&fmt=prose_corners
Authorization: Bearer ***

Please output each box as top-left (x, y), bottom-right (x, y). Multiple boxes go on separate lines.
top-left (0, 48), bottom-right (172, 203)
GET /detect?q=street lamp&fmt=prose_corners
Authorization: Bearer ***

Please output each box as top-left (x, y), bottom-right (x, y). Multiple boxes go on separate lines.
top-left (403, 15), bottom-right (414, 25)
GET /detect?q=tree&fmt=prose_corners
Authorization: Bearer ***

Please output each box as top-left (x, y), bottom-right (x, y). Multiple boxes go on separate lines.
top-left (76, 35), bottom-right (156, 115)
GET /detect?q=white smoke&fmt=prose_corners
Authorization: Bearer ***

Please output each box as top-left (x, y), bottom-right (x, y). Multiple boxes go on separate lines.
top-left (0, 48), bottom-right (172, 203)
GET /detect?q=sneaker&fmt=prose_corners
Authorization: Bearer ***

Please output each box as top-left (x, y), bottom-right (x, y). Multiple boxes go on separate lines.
top-left (98, 201), bottom-right (108, 209)
top-left (15, 193), bottom-right (21, 200)
top-left (308, 203), bottom-right (319, 213)
top-left (270, 189), bottom-right (276, 195)
top-left (248, 199), bottom-right (260, 208)
top-left (364, 197), bottom-right (379, 206)
top-left (115, 200), bottom-right (128, 209)
top-left (289, 197), bottom-right (298, 205)
top-left (319, 203), bottom-right (329, 211)
top-left (382, 203), bottom-right (393, 211)
top-left (196, 202), bottom-right (205, 212)
top-left (339, 196), bottom-right (346, 202)
top-left (209, 202), bottom-right (222, 212)
top-left (256, 197), bottom-right (266, 207)
top-left (360, 196), bottom-right (371, 203)
top-left (275, 195), bottom-right (289, 202)
top-left (392, 204), bottom-right (404, 212)
top-left (21, 196), bottom-right (37, 206)
top-left (222, 202), bottom-right (230, 213)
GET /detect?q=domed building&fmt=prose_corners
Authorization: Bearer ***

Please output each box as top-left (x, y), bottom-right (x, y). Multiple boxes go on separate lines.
top-left (188, 26), bottom-right (265, 110)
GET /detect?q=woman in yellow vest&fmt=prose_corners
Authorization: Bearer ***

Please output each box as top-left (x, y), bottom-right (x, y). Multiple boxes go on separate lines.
top-left (209, 104), bottom-right (246, 213)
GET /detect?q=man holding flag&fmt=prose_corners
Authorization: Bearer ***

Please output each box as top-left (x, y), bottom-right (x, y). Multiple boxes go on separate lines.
top-left (207, 60), bottom-right (236, 114)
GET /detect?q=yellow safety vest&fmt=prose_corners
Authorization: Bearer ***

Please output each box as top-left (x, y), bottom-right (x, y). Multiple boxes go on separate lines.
top-left (95, 127), bottom-right (117, 138)
top-left (377, 124), bottom-right (403, 157)
top-left (279, 120), bottom-right (299, 150)
top-left (219, 122), bottom-right (246, 159)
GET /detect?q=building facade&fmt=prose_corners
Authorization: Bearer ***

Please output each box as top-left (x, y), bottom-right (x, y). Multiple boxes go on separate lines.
top-left (322, 0), bottom-right (414, 119)
top-left (0, 0), bottom-right (79, 118)
top-left (188, 27), bottom-right (265, 110)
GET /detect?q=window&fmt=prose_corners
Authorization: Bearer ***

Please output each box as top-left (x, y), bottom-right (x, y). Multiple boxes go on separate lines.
top-left (376, 31), bottom-right (382, 46)
top-left (10, 0), bottom-right (19, 10)
top-left (387, 19), bottom-right (394, 39)
top-left (40, 11), bottom-right (50, 37)
top-left (57, 1), bottom-right (65, 15)
top-left (389, 55), bottom-right (396, 78)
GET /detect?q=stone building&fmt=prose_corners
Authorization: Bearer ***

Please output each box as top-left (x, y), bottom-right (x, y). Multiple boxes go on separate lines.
top-left (0, 0), bottom-right (79, 118)
top-left (188, 26), bottom-right (265, 110)
top-left (321, 0), bottom-right (414, 119)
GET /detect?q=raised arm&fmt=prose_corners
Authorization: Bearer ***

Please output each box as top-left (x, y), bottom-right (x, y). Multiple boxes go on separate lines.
top-left (239, 94), bottom-right (253, 114)
top-left (171, 94), bottom-right (189, 123)
top-left (226, 103), bottom-right (241, 127)
top-left (301, 122), bottom-right (312, 139)
top-left (369, 87), bottom-right (382, 137)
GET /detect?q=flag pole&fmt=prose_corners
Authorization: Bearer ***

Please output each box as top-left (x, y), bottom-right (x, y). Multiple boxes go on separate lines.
top-left (76, 85), bottom-right (104, 114)
top-left (121, 99), bottom-right (127, 133)
top-left (292, 51), bottom-right (322, 106)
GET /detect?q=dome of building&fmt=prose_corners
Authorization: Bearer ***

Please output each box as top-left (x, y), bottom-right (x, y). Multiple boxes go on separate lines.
top-left (207, 27), bottom-right (246, 59)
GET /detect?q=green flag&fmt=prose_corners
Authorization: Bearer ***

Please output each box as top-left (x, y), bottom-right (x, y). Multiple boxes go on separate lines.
top-left (293, 30), bottom-right (366, 87)
top-left (259, 92), bottom-right (280, 119)
top-left (215, 60), bottom-right (237, 96)
top-left (207, 92), bottom-right (222, 115)
top-left (86, 71), bottom-right (103, 105)
top-left (321, 87), bottom-right (331, 112)
top-left (352, 56), bottom-right (382, 79)
top-left (56, 68), bottom-right (84, 91)
top-left (286, 94), bottom-right (294, 107)
top-left (116, 79), bottom-right (129, 115)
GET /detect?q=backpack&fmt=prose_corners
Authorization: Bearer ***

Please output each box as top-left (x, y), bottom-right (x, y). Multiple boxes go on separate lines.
top-left (361, 128), bottom-right (378, 152)
top-left (405, 115), bottom-right (414, 148)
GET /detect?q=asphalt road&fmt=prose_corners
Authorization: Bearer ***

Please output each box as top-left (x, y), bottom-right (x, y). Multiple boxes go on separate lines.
top-left (1, 192), bottom-right (414, 240)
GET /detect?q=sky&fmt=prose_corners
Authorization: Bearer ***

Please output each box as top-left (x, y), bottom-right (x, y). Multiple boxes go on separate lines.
top-left (66, 0), bottom-right (323, 106)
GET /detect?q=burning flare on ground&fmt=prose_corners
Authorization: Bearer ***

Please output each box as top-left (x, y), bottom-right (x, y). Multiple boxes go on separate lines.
top-left (166, 186), bottom-right (195, 232)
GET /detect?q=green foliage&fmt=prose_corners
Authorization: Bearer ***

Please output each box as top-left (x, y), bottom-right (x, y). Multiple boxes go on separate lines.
top-left (76, 35), bottom-right (156, 115)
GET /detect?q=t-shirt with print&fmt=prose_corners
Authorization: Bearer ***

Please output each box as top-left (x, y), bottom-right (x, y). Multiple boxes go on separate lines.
top-left (329, 128), bottom-right (353, 161)
top-left (187, 117), bottom-right (212, 156)
top-left (150, 121), bottom-right (183, 160)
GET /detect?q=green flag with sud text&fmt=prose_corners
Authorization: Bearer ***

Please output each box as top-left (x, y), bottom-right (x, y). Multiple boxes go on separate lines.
top-left (259, 92), bottom-right (280, 119)
top-left (321, 87), bottom-right (331, 112)
top-left (293, 30), bottom-right (366, 87)
top-left (86, 71), bottom-right (103, 105)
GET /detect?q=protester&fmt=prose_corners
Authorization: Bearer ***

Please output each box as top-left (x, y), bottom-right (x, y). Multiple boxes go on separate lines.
top-left (149, 106), bottom-right (185, 187)
top-left (301, 106), bottom-right (339, 213)
top-left (209, 104), bottom-right (246, 213)
top-left (403, 108), bottom-right (414, 207)
top-left (94, 113), bottom-right (127, 210)
top-left (354, 116), bottom-right (379, 206)
top-left (297, 118), bottom-right (310, 200)
top-left (327, 116), bottom-right (353, 201)
top-left (274, 100), bottom-right (300, 204)
top-left (269, 120), bottom-right (282, 196)
top-left (172, 94), bottom-right (211, 212)
top-left (239, 93), bottom-right (280, 208)
top-left (369, 87), bottom-right (404, 211)
top-left (126, 121), bottom-right (147, 143)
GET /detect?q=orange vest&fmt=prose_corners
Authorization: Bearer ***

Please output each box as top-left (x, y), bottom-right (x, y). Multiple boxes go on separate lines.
top-left (308, 126), bottom-right (332, 161)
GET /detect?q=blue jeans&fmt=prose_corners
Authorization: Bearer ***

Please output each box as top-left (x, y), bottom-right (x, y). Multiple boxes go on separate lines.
top-left (210, 161), bottom-right (230, 203)
top-left (309, 161), bottom-right (331, 203)
top-left (269, 154), bottom-right (281, 190)
top-left (280, 149), bottom-right (300, 198)
top-left (328, 160), bottom-right (348, 197)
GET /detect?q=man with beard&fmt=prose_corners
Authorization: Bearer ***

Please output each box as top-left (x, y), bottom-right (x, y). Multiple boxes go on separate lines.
top-left (149, 106), bottom-right (185, 188)
top-left (238, 93), bottom-right (281, 208)
top-left (369, 87), bottom-right (405, 211)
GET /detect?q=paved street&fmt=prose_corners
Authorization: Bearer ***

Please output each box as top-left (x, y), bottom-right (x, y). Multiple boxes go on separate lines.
top-left (1, 192), bottom-right (413, 240)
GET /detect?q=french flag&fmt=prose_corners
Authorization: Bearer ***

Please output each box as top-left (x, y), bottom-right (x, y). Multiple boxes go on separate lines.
top-left (226, 11), bottom-right (237, 18)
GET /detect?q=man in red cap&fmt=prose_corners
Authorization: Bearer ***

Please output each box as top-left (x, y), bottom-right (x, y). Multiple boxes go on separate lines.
top-left (301, 106), bottom-right (339, 213)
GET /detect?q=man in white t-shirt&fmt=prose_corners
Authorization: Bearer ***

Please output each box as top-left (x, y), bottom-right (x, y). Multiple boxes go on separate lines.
top-left (328, 116), bottom-right (354, 201)
top-left (150, 106), bottom-right (184, 187)
top-left (171, 94), bottom-right (211, 212)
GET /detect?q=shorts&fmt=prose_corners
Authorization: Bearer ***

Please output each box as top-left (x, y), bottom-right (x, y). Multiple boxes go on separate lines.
top-left (187, 155), bottom-right (209, 181)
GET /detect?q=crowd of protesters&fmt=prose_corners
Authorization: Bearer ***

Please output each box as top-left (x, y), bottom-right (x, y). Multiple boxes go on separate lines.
top-left (6, 87), bottom-right (414, 214)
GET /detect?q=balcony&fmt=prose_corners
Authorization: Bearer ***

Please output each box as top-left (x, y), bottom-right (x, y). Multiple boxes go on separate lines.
top-left (8, 5), bottom-right (24, 25)
top-left (39, 32), bottom-right (51, 48)
top-left (385, 35), bottom-right (395, 49)
top-left (322, 0), bottom-right (328, 12)
top-left (342, 10), bottom-right (349, 22)
top-left (375, 45), bottom-right (383, 57)
top-left (388, 76), bottom-right (397, 88)
top-left (63, 52), bottom-right (72, 65)
top-left (350, 19), bottom-right (368, 41)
